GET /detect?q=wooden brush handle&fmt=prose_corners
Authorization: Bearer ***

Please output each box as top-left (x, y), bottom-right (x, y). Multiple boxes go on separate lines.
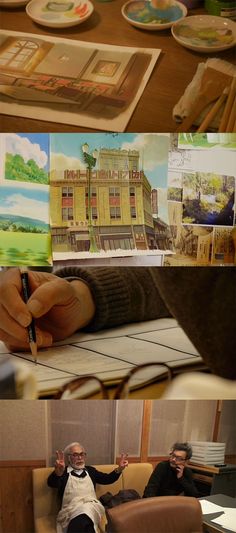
top-left (218, 77), bottom-right (236, 132)
top-left (197, 90), bottom-right (228, 133)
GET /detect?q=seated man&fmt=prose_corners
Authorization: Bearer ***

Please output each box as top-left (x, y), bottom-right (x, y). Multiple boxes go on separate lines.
top-left (47, 441), bottom-right (128, 533)
top-left (143, 442), bottom-right (198, 498)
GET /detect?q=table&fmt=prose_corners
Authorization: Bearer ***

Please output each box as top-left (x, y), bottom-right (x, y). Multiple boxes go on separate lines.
top-left (202, 494), bottom-right (236, 533)
top-left (189, 463), bottom-right (236, 498)
top-left (0, 2), bottom-right (235, 133)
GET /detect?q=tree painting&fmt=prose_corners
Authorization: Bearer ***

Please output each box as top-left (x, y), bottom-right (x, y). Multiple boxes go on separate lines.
top-left (182, 173), bottom-right (235, 226)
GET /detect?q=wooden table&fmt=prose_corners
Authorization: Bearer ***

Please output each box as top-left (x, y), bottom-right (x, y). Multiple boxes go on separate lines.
top-left (0, 2), bottom-right (235, 132)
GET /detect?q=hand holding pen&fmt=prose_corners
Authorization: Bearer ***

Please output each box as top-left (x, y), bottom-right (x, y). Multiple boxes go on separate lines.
top-left (0, 268), bottom-right (95, 353)
top-left (20, 268), bottom-right (38, 363)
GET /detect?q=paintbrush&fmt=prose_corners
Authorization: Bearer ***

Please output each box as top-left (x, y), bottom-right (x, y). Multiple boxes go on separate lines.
top-left (176, 67), bottom-right (233, 133)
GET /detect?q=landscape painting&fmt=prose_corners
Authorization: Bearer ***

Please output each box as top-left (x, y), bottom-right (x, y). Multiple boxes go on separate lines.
top-left (0, 133), bottom-right (52, 266)
top-left (165, 134), bottom-right (236, 265)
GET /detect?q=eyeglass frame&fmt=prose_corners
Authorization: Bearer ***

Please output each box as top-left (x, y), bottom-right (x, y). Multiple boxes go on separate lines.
top-left (169, 452), bottom-right (187, 463)
top-left (54, 359), bottom-right (208, 400)
top-left (68, 452), bottom-right (87, 459)
top-left (54, 362), bottom-right (173, 400)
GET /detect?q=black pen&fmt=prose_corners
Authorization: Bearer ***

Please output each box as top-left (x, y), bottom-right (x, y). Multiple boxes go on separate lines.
top-left (20, 268), bottom-right (37, 364)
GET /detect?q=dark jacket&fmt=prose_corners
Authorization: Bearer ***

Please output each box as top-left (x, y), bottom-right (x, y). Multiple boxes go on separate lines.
top-left (143, 461), bottom-right (198, 498)
top-left (47, 466), bottom-right (121, 502)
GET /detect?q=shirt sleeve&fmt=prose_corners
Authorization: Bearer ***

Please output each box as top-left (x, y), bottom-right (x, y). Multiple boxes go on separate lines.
top-left (47, 470), bottom-right (67, 489)
top-left (143, 463), bottom-right (165, 498)
top-left (87, 466), bottom-right (121, 485)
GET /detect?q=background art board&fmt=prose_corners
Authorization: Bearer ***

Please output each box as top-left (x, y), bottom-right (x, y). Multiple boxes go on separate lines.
top-left (0, 133), bottom-right (52, 266)
top-left (0, 30), bottom-right (160, 132)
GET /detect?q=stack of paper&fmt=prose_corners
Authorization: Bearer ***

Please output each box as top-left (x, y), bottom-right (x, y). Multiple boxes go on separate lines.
top-left (190, 441), bottom-right (226, 465)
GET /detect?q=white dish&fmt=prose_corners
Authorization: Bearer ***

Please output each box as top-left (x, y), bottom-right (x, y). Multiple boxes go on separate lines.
top-left (26, 0), bottom-right (94, 28)
top-left (0, 0), bottom-right (29, 6)
top-left (171, 14), bottom-right (236, 52)
top-left (121, 0), bottom-right (187, 31)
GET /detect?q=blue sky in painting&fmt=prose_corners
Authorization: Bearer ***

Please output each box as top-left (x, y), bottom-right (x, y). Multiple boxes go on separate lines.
top-left (50, 133), bottom-right (169, 188)
top-left (6, 133), bottom-right (49, 171)
top-left (0, 186), bottom-right (49, 223)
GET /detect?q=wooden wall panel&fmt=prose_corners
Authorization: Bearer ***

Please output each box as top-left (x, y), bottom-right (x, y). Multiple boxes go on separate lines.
top-left (0, 461), bottom-right (45, 533)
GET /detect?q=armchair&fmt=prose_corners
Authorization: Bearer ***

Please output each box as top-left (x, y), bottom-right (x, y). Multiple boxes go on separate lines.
top-left (106, 496), bottom-right (203, 533)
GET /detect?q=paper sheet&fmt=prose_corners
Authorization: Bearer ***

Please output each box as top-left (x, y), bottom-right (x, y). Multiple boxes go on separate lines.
top-left (0, 318), bottom-right (205, 396)
top-left (211, 508), bottom-right (236, 532)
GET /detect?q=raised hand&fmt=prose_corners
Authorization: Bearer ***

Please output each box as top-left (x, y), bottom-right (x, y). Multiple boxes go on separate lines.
top-left (55, 450), bottom-right (65, 476)
top-left (118, 453), bottom-right (129, 470)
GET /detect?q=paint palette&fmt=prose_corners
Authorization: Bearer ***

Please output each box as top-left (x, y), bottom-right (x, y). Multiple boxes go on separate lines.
top-left (121, 0), bottom-right (187, 31)
top-left (171, 15), bottom-right (236, 52)
top-left (26, 0), bottom-right (94, 28)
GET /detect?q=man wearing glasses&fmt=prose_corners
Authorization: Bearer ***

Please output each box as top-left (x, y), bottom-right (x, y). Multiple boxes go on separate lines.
top-left (143, 442), bottom-right (198, 498)
top-left (47, 441), bottom-right (128, 533)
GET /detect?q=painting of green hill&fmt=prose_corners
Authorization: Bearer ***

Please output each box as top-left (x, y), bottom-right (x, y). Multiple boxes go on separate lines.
top-left (5, 153), bottom-right (48, 184)
top-left (0, 232), bottom-right (52, 266)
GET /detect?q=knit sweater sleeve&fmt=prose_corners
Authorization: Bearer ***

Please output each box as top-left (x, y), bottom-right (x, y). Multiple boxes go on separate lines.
top-left (151, 266), bottom-right (236, 379)
top-left (55, 266), bottom-right (171, 332)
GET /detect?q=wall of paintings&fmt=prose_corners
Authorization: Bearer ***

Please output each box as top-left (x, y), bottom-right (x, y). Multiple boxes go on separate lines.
top-left (0, 132), bottom-right (235, 266)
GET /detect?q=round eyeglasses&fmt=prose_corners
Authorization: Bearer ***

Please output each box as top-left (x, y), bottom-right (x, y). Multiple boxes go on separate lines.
top-left (68, 452), bottom-right (86, 459)
top-left (53, 362), bottom-right (173, 400)
top-left (169, 453), bottom-right (186, 463)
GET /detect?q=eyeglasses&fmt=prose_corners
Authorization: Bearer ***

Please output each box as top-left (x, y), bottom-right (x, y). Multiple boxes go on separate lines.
top-left (68, 452), bottom-right (86, 459)
top-left (53, 362), bottom-right (174, 400)
top-left (169, 453), bottom-right (186, 463)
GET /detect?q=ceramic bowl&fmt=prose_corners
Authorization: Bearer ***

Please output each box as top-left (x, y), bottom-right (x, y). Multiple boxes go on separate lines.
top-left (121, 0), bottom-right (187, 31)
top-left (171, 14), bottom-right (236, 52)
top-left (26, 0), bottom-right (94, 28)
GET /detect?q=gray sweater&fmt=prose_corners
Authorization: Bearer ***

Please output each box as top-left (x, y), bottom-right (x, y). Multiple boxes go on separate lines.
top-left (55, 266), bottom-right (236, 379)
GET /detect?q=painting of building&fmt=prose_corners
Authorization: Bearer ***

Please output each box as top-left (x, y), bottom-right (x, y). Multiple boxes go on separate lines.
top-left (50, 133), bottom-right (170, 258)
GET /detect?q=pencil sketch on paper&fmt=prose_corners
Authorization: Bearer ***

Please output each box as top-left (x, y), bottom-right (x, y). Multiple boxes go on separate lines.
top-left (50, 132), bottom-right (172, 262)
top-left (0, 30), bottom-right (161, 132)
top-left (0, 133), bottom-right (52, 267)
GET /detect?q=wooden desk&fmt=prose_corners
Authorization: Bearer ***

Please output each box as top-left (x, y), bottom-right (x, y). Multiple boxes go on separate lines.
top-left (201, 494), bottom-right (236, 533)
top-left (0, 2), bottom-right (235, 133)
top-left (189, 463), bottom-right (236, 498)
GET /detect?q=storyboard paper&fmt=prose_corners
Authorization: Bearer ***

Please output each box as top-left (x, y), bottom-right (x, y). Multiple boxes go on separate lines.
top-left (0, 318), bottom-right (204, 396)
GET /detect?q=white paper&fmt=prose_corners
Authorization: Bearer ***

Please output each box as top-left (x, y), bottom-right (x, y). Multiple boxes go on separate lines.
top-left (200, 499), bottom-right (225, 514)
top-left (211, 508), bottom-right (236, 532)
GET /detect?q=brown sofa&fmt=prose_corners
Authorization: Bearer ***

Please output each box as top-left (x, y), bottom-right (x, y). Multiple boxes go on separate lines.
top-left (32, 463), bottom-right (153, 533)
top-left (106, 496), bottom-right (203, 533)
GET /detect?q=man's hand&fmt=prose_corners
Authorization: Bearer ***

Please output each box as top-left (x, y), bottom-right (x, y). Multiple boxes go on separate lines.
top-left (0, 268), bottom-right (95, 351)
top-left (117, 453), bottom-right (129, 473)
top-left (176, 464), bottom-right (184, 479)
top-left (55, 450), bottom-right (65, 476)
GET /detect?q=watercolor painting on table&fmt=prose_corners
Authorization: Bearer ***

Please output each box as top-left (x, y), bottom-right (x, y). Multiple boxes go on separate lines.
top-left (0, 133), bottom-right (52, 266)
top-left (165, 133), bottom-right (236, 266)
top-left (0, 30), bottom-right (160, 132)
top-left (50, 132), bottom-right (171, 263)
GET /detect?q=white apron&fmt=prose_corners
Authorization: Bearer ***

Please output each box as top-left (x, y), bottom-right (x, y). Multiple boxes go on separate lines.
top-left (56, 469), bottom-right (105, 533)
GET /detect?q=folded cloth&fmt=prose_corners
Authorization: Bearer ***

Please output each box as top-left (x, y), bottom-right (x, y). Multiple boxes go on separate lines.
top-left (173, 58), bottom-right (236, 129)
